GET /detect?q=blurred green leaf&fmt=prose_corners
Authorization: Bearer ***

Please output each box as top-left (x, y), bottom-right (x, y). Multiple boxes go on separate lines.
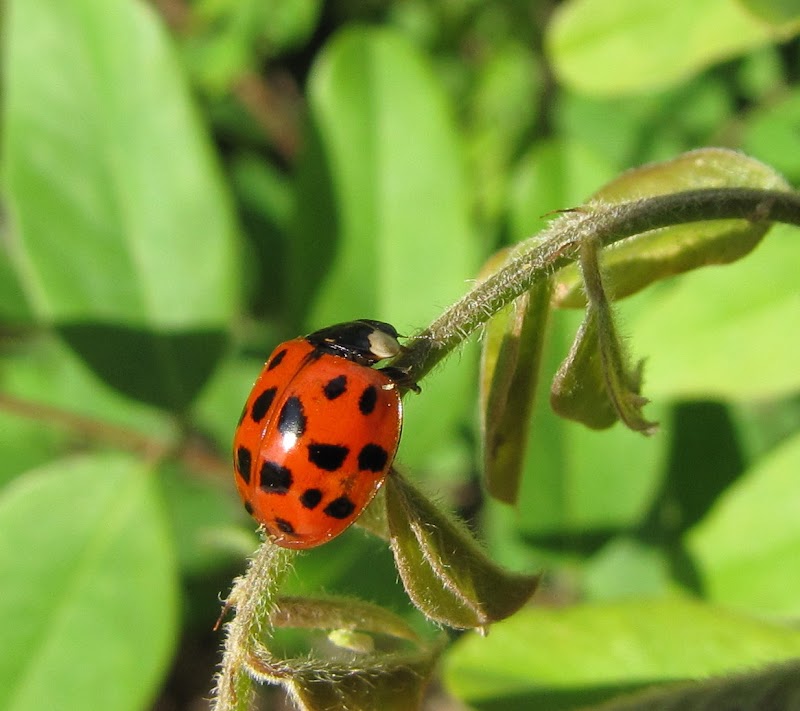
top-left (554, 148), bottom-right (791, 308)
top-left (294, 27), bottom-right (479, 479)
top-left (0, 454), bottom-right (178, 711)
top-left (386, 472), bottom-right (540, 630)
top-left (443, 596), bottom-right (800, 710)
top-left (515, 310), bottom-right (667, 536)
top-left (188, 0), bottom-right (322, 90)
top-left (584, 537), bottom-right (672, 600)
top-left (159, 462), bottom-right (242, 576)
top-left (738, 0), bottom-right (800, 23)
top-left (629, 224), bottom-right (800, 400)
top-left (480, 271), bottom-right (551, 504)
top-left (466, 41), bottom-right (542, 224)
top-left (737, 46), bottom-right (784, 102)
top-left (3, 0), bottom-right (238, 409)
top-left (230, 153), bottom-right (293, 317)
top-left (547, 0), bottom-right (800, 95)
top-left (570, 660), bottom-right (800, 711)
top-left (687, 432), bottom-right (800, 617)
top-left (508, 138), bottom-right (615, 239)
top-left (658, 401), bottom-right (747, 535)
top-left (742, 89), bottom-right (800, 185)
top-left (0, 336), bottom-right (175, 483)
top-left (0, 243), bottom-right (32, 322)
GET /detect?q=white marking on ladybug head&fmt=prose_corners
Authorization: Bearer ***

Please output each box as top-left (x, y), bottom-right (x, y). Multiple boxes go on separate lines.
top-left (367, 329), bottom-right (401, 360)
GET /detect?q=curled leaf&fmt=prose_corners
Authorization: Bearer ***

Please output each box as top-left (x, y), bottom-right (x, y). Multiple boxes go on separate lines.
top-left (251, 595), bottom-right (445, 711)
top-left (272, 595), bottom-right (420, 643)
top-left (286, 648), bottom-right (443, 711)
top-left (553, 149), bottom-right (791, 308)
top-left (386, 471), bottom-right (540, 630)
top-left (551, 309), bottom-right (620, 430)
top-left (553, 238), bottom-right (656, 433)
top-left (479, 248), bottom-right (551, 505)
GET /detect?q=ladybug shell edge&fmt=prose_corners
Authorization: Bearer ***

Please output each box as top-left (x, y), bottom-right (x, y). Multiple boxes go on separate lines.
top-left (233, 338), bottom-right (402, 549)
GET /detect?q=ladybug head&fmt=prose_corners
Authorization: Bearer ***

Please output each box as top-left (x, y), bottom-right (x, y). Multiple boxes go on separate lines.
top-left (305, 320), bottom-right (402, 366)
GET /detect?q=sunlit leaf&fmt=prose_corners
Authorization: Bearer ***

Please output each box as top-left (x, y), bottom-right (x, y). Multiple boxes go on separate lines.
top-left (687, 432), bottom-right (800, 617)
top-left (443, 596), bottom-right (800, 710)
top-left (553, 148), bottom-right (791, 308)
top-left (629, 224), bottom-right (800, 400)
top-left (0, 454), bottom-right (178, 711)
top-left (547, 0), bottom-right (800, 95)
top-left (738, 0), bottom-right (800, 23)
top-left (3, 0), bottom-right (237, 409)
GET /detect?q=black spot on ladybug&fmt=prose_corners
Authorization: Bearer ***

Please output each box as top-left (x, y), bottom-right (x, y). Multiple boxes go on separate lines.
top-left (278, 396), bottom-right (306, 437)
top-left (300, 488), bottom-right (323, 510)
top-left (267, 349), bottom-right (288, 371)
top-left (260, 461), bottom-right (293, 494)
top-left (244, 500), bottom-right (254, 515)
top-left (358, 385), bottom-right (378, 415)
top-left (251, 387), bottom-right (277, 423)
top-left (308, 443), bottom-right (349, 471)
top-left (358, 443), bottom-right (389, 472)
top-left (236, 446), bottom-right (252, 484)
top-left (323, 374), bottom-right (348, 400)
top-left (275, 517), bottom-right (295, 534)
top-left (324, 496), bottom-right (356, 520)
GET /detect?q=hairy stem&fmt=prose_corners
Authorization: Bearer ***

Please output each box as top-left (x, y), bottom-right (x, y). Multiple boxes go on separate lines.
top-left (392, 187), bottom-right (800, 382)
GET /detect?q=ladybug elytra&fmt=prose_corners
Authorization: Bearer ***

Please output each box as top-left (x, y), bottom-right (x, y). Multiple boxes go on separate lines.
top-left (232, 320), bottom-right (409, 549)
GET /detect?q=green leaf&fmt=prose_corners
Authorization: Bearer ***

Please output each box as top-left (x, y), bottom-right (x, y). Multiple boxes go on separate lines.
top-left (0, 454), bottom-right (178, 711)
top-left (583, 537), bottom-right (672, 600)
top-left (513, 309), bottom-right (667, 536)
top-left (570, 659), bottom-right (800, 711)
top-left (188, 0), bottom-right (322, 90)
top-left (553, 237), bottom-right (656, 433)
top-left (687, 432), bottom-right (800, 617)
top-left (293, 27), bottom-right (479, 480)
top-left (466, 40), bottom-right (542, 224)
top-left (546, 0), bottom-right (800, 96)
top-left (738, 0), bottom-right (800, 23)
top-left (0, 241), bottom-right (32, 322)
top-left (554, 148), bottom-right (791, 308)
top-left (3, 0), bottom-right (237, 409)
top-left (508, 138), bottom-right (614, 240)
top-left (272, 596), bottom-right (421, 642)
top-left (288, 648), bottom-right (442, 711)
top-left (0, 336), bottom-right (175, 483)
top-left (550, 308), bottom-right (620, 429)
top-left (629, 224), bottom-right (800, 400)
top-left (480, 262), bottom-right (551, 504)
top-left (443, 596), bottom-right (800, 710)
top-left (227, 587), bottom-right (443, 711)
top-left (742, 89), bottom-right (800, 185)
top-left (385, 472), bottom-right (540, 630)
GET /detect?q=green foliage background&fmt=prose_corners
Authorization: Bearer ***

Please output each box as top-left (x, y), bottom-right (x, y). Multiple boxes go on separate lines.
top-left (1, 0), bottom-right (799, 709)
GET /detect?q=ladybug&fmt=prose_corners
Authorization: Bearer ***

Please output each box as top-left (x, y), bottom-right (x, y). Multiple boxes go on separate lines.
top-left (232, 320), bottom-right (411, 549)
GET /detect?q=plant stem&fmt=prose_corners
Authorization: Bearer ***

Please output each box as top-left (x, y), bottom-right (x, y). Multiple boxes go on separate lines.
top-left (392, 187), bottom-right (800, 383)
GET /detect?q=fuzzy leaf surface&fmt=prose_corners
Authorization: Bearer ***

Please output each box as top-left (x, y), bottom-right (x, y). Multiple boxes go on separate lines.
top-left (386, 473), bottom-right (539, 629)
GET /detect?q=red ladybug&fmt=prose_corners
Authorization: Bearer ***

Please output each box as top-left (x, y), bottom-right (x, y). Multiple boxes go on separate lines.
top-left (232, 320), bottom-right (409, 549)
